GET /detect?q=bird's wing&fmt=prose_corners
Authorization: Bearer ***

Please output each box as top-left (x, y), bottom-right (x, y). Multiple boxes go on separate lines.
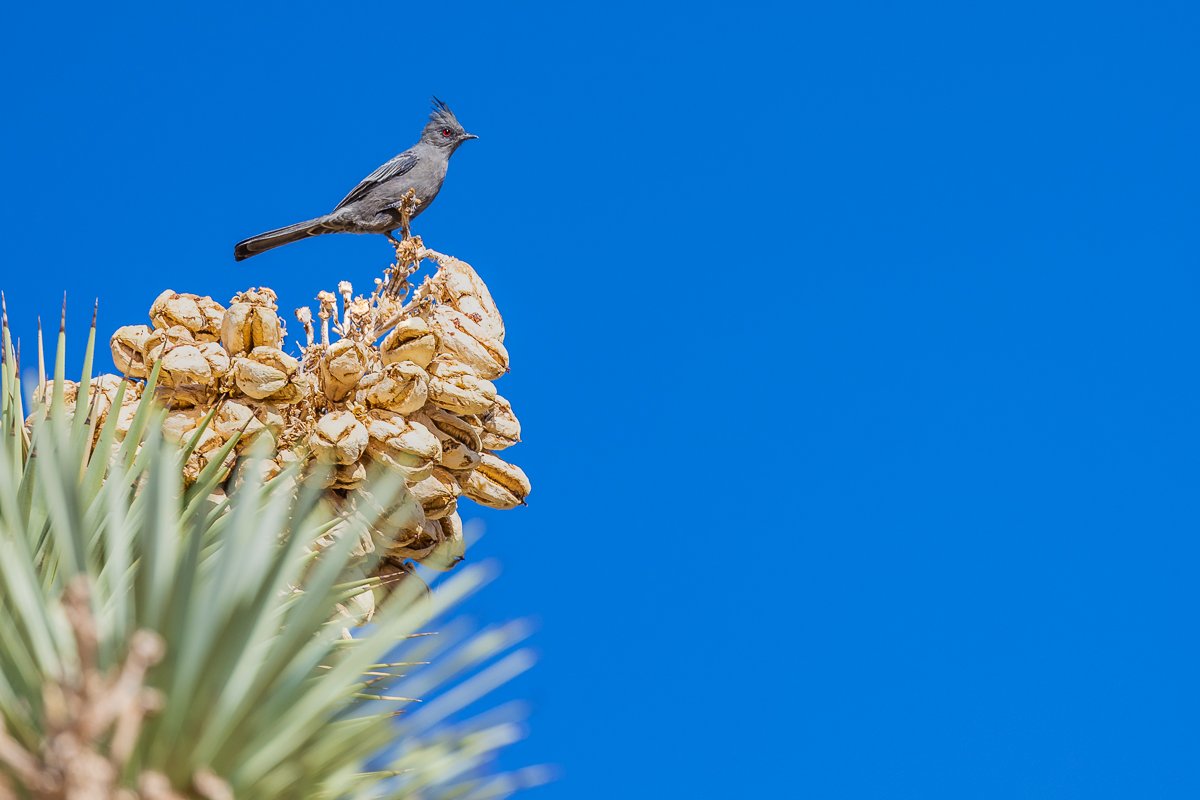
top-left (334, 149), bottom-right (420, 210)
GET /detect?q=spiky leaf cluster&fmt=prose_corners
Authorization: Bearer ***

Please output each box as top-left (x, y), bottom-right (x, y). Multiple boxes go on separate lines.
top-left (0, 312), bottom-right (543, 799)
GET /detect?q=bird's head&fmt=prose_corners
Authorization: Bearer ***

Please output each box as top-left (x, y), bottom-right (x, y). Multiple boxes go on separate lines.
top-left (421, 97), bottom-right (478, 151)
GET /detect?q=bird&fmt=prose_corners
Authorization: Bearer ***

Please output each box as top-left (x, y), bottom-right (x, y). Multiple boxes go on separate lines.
top-left (234, 98), bottom-right (477, 261)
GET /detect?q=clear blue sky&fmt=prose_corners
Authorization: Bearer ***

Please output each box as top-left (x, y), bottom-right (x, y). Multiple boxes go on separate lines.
top-left (2, 2), bottom-right (1198, 797)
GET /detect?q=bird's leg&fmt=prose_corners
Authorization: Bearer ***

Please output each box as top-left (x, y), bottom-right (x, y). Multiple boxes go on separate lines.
top-left (386, 230), bottom-right (402, 247)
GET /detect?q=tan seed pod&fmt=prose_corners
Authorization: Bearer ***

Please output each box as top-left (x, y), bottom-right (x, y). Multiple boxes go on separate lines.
top-left (161, 408), bottom-right (231, 485)
top-left (111, 324), bottom-right (153, 378)
top-left (408, 467), bottom-right (461, 520)
top-left (156, 344), bottom-right (216, 408)
top-left (149, 290), bottom-right (224, 341)
top-left (229, 456), bottom-right (284, 493)
top-left (422, 511), bottom-right (465, 571)
top-left (391, 512), bottom-right (463, 565)
top-left (380, 317), bottom-right (438, 368)
top-left (424, 305), bottom-right (509, 380)
top-left (426, 356), bottom-right (497, 415)
top-left (364, 409), bottom-right (442, 480)
top-left (413, 406), bottom-right (482, 472)
top-left (429, 257), bottom-right (504, 342)
top-left (143, 325), bottom-right (196, 364)
top-left (309, 410), bottom-right (369, 465)
top-left (462, 452), bottom-right (531, 509)
top-left (232, 347), bottom-right (309, 404)
top-left (221, 302), bottom-right (282, 355)
top-left (159, 344), bottom-right (213, 388)
top-left (327, 459), bottom-right (367, 490)
top-left (350, 483), bottom-right (426, 550)
top-left (214, 399), bottom-right (285, 445)
top-left (359, 361), bottom-right (429, 414)
top-left (197, 341), bottom-right (231, 377)
top-left (479, 394), bottom-right (521, 450)
top-left (31, 374), bottom-right (132, 434)
top-left (214, 400), bottom-right (264, 441)
top-left (320, 338), bottom-right (371, 401)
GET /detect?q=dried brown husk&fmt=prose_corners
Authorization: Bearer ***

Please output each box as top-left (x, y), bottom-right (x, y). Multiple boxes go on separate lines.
top-left (390, 513), bottom-right (463, 566)
top-left (364, 408), bottom-right (442, 480)
top-left (462, 452), bottom-right (531, 509)
top-left (327, 459), bottom-right (368, 490)
top-left (149, 290), bottom-right (225, 342)
top-left (212, 399), bottom-right (283, 446)
top-left (425, 356), bottom-right (497, 416)
top-left (479, 394), bottom-right (521, 450)
top-left (143, 325), bottom-right (196, 364)
top-left (232, 347), bottom-right (309, 404)
top-left (309, 410), bottom-right (369, 465)
top-left (408, 467), bottom-right (461, 520)
top-left (413, 406), bottom-right (482, 472)
top-left (221, 294), bottom-right (283, 355)
top-left (111, 324), bottom-right (153, 378)
top-left (424, 305), bottom-right (509, 380)
top-left (429, 256), bottom-right (505, 342)
top-left (380, 317), bottom-right (438, 368)
top-left (320, 339), bottom-right (372, 401)
top-left (358, 360), bottom-right (429, 414)
top-left (344, 483), bottom-right (426, 550)
top-left (161, 408), bottom-right (233, 484)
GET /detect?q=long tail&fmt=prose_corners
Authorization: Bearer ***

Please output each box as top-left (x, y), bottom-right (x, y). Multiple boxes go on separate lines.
top-left (234, 215), bottom-right (335, 261)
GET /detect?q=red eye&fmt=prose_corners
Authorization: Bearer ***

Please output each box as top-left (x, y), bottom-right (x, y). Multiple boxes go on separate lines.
top-left (440, 127), bottom-right (452, 137)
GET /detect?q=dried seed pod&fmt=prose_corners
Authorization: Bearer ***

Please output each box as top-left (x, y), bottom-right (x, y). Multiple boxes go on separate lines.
top-left (159, 344), bottom-right (213, 388)
top-left (157, 344), bottom-right (216, 407)
top-left (364, 409), bottom-right (442, 480)
top-left (149, 290), bottom-right (224, 341)
top-left (422, 511), bottom-right (465, 571)
top-left (232, 347), bottom-right (309, 404)
top-left (424, 305), bottom-right (509, 380)
top-left (309, 410), bottom-right (369, 465)
top-left (111, 324), bottom-right (153, 378)
top-left (426, 356), bottom-right (497, 415)
top-left (143, 325), bottom-right (196, 364)
top-left (327, 459), bottom-right (367, 490)
top-left (197, 341), bottom-right (231, 377)
top-left (32, 374), bottom-right (132, 433)
top-left (221, 297), bottom-right (282, 355)
top-left (479, 394), bottom-right (521, 450)
top-left (229, 455), bottom-right (284, 493)
top-left (462, 452), bottom-right (531, 509)
top-left (214, 400), bottom-right (265, 443)
top-left (359, 360), bottom-right (428, 414)
top-left (380, 318), bottom-right (438, 369)
top-left (161, 408), bottom-right (232, 485)
top-left (320, 339), bottom-right (371, 402)
top-left (349, 483), bottom-right (426, 550)
top-left (413, 406), bottom-right (482, 472)
top-left (391, 513), bottom-right (463, 564)
top-left (408, 467), bottom-right (461, 520)
top-left (430, 257), bottom-right (504, 342)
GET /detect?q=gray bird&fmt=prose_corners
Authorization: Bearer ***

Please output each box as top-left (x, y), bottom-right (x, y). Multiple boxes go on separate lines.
top-left (234, 98), bottom-right (477, 261)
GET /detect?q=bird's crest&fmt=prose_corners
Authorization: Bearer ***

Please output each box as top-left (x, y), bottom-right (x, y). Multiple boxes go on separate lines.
top-left (429, 96), bottom-right (461, 129)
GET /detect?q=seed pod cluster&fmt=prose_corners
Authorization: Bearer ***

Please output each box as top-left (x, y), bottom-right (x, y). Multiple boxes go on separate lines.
top-left (82, 249), bottom-right (530, 580)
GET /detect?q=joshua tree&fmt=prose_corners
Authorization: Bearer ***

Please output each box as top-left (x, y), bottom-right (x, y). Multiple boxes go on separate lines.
top-left (0, 242), bottom-right (541, 799)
